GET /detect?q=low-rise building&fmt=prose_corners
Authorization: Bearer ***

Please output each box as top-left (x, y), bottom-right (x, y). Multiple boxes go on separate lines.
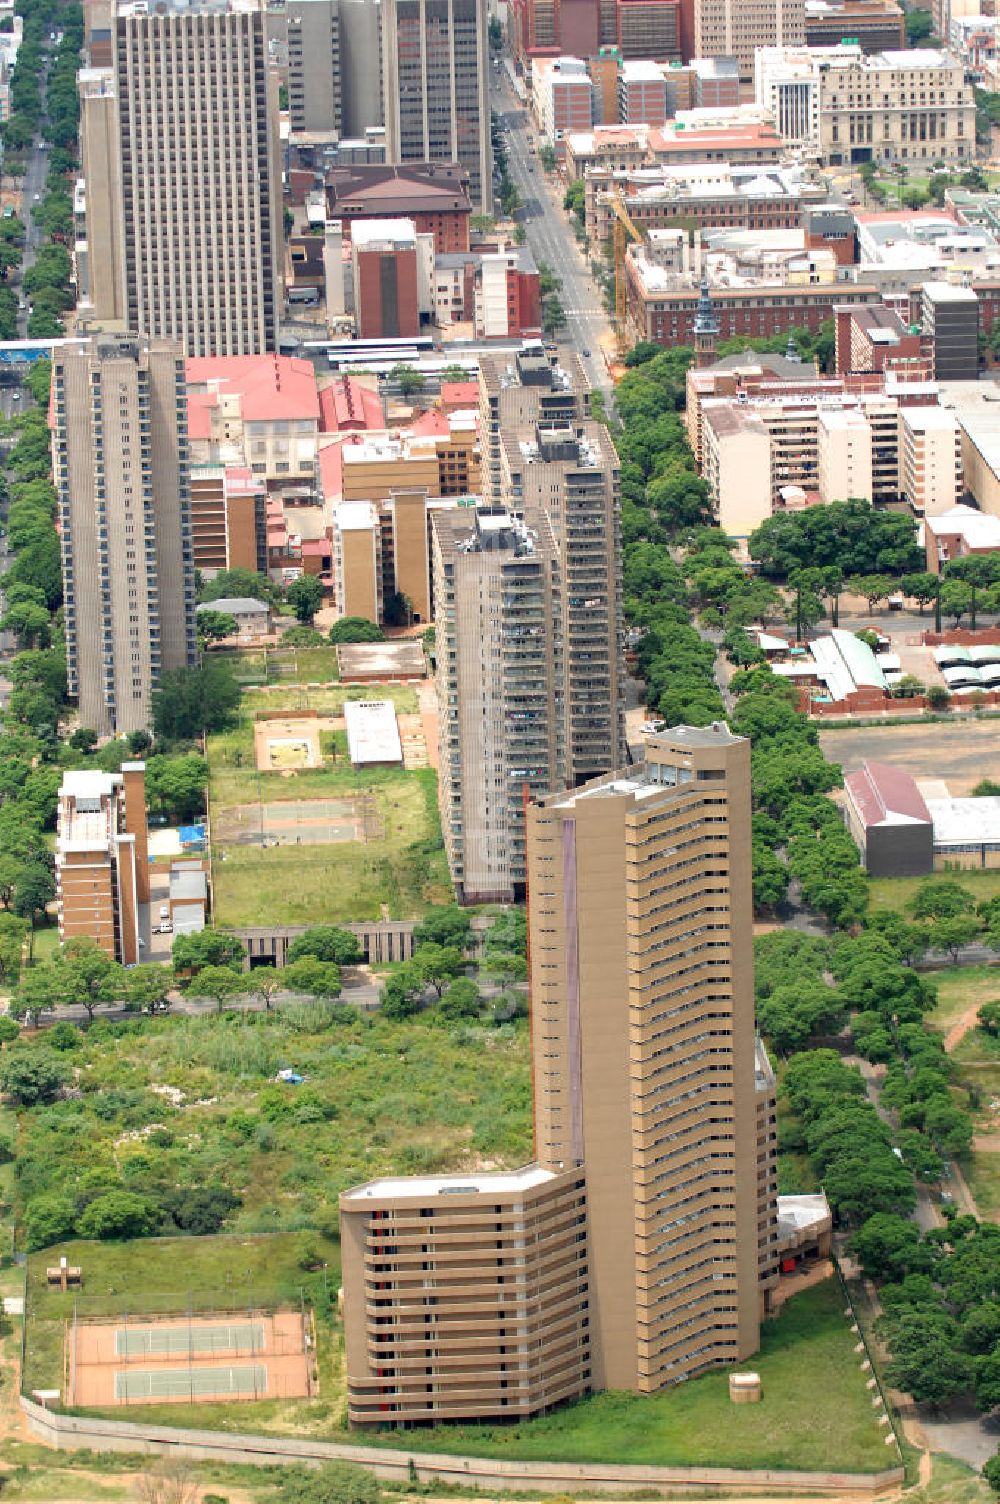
top-left (586, 162), bottom-right (824, 248)
top-left (195, 597), bottom-right (272, 639)
top-left (834, 304), bottom-right (928, 378)
top-left (804, 0), bottom-right (904, 51)
top-left (619, 59), bottom-right (668, 125)
top-left (845, 758), bottom-right (1000, 873)
top-left (531, 55), bottom-right (594, 142)
top-left (925, 503), bottom-right (1000, 570)
top-left (56, 765), bottom-right (148, 966)
top-left (325, 163), bottom-right (472, 255)
top-left (351, 219), bottom-right (424, 339)
top-left (186, 355), bottom-right (321, 489)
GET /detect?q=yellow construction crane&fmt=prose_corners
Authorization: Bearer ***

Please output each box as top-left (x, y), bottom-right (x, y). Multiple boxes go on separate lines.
top-left (611, 186), bottom-right (644, 358)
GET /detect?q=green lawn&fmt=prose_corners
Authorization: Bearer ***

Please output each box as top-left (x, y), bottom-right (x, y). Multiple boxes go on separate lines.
top-left (211, 766), bottom-right (451, 925)
top-left (869, 870), bottom-right (1000, 914)
top-left (243, 684), bottom-right (418, 716)
top-left (211, 645), bottom-right (343, 686)
top-left (355, 1279), bottom-right (891, 1474)
top-left (927, 964), bottom-right (1000, 1036)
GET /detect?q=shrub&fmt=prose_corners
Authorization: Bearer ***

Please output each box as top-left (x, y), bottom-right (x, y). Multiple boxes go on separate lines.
top-left (77, 1191), bottom-right (160, 1241)
top-left (24, 1192), bottom-right (76, 1251)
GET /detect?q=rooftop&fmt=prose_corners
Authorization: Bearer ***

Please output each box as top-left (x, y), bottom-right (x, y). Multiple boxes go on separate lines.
top-left (186, 354), bottom-right (320, 424)
top-left (926, 503), bottom-right (1000, 545)
top-left (336, 640), bottom-right (427, 679)
top-left (343, 1164), bottom-right (556, 1200)
top-left (928, 795), bottom-right (1000, 846)
top-left (352, 217), bottom-right (417, 249)
top-left (844, 760), bottom-right (931, 828)
top-left (195, 597), bottom-right (269, 615)
top-left (343, 698), bottom-right (403, 765)
top-left (335, 499), bottom-right (378, 532)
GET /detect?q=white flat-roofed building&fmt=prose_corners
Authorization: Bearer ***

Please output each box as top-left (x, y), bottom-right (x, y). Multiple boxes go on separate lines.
top-left (342, 698), bottom-right (403, 765)
top-left (899, 404), bottom-right (962, 516)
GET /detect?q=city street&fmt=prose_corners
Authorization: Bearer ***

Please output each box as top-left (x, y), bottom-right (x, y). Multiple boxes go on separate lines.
top-left (16, 96), bottom-right (50, 339)
top-left (490, 61), bottom-right (614, 394)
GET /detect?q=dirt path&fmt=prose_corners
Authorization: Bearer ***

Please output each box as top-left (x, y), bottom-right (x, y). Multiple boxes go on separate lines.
top-left (943, 999), bottom-right (985, 1054)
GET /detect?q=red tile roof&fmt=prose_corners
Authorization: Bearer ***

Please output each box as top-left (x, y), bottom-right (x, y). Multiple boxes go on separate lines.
top-left (185, 355), bottom-right (320, 423)
top-left (318, 376), bottom-right (384, 433)
top-left (844, 760), bottom-right (931, 829)
top-left (440, 380), bottom-right (478, 408)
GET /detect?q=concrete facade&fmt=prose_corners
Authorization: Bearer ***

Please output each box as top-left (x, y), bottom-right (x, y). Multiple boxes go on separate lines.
top-left (81, 0), bottom-right (283, 356)
top-left (287, 0), bottom-right (341, 134)
top-left (56, 764), bottom-right (148, 965)
top-left (52, 333), bottom-right (197, 736)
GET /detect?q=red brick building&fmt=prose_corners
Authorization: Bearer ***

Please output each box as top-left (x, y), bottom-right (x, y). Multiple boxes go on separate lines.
top-left (351, 222), bottom-right (421, 340)
top-left (326, 164), bottom-right (472, 255)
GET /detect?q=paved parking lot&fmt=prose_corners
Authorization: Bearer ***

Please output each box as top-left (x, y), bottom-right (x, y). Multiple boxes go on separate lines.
top-left (819, 719), bottom-right (1000, 795)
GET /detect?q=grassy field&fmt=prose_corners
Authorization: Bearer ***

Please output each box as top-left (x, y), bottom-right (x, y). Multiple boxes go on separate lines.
top-left (868, 870), bottom-right (1000, 914)
top-left (926, 965), bottom-right (1000, 1036)
top-left (211, 766), bottom-right (451, 925)
top-left (355, 1279), bottom-right (891, 1473)
top-left (211, 645), bottom-right (344, 686)
top-left (207, 672), bottom-right (447, 925)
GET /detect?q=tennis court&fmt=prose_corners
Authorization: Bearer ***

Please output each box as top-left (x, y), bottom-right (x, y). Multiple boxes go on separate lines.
top-left (212, 795), bottom-right (379, 846)
top-left (68, 1310), bottom-right (312, 1408)
top-left (115, 1363), bottom-right (268, 1401)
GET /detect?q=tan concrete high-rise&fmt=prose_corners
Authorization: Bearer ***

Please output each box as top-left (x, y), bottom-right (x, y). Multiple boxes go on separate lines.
top-left (694, 0), bottom-right (804, 80)
top-left (478, 342), bottom-right (591, 504)
top-left (52, 333), bottom-right (197, 736)
top-left (287, 0), bottom-right (341, 134)
top-left (339, 722), bottom-right (779, 1425)
top-left (55, 763), bottom-right (149, 965)
top-left (527, 725), bottom-right (773, 1389)
top-left (79, 0), bottom-right (282, 355)
top-left (432, 419), bottom-right (624, 904)
top-left (381, 0), bottom-right (492, 212)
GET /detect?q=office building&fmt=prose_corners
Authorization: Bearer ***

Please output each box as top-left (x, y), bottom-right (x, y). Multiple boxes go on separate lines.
top-left (922, 280), bottom-right (980, 379)
top-left (531, 56), bottom-right (595, 141)
top-left (351, 220), bottom-right (422, 339)
top-left (380, 0), bottom-right (492, 212)
top-left (337, 0), bottom-right (384, 138)
top-left (616, 0), bottom-right (679, 59)
top-left (755, 44), bottom-right (976, 165)
top-left (52, 333), bottom-right (197, 736)
top-left (287, 0), bottom-right (341, 134)
top-left (339, 724), bottom-right (779, 1423)
top-left (804, 0), bottom-right (904, 51)
top-left (56, 764), bottom-right (149, 965)
top-left (619, 59), bottom-right (668, 124)
top-left (80, 0), bottom-right (282, 356)
top-left (326, 163), bottom-right (473, 254)
top-left (692, 0), bottom-right (803, 80)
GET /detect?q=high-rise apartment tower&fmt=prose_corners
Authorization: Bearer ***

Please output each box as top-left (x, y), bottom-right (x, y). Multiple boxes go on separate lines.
top-left (528, 725), bottom-right (775, 1388)
top-left (287, 0), bottom-right (342, 134)
top-left (79, 0), bottom-right (282, 355)
top-left (340, 724), bottom-right (779, 1423)
top-left (52, 333), bottom-right (197, 736)
top-left (380, 0), bottom-right (492, 212)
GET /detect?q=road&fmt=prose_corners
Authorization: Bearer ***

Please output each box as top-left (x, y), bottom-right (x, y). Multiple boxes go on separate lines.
top-left (15, 89), bottom-right (49, 339)
top-left (490, 61), bottom-right (613, 393)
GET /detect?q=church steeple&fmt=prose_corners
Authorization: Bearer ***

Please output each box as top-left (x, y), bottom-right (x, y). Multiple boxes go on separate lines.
top-left (693, 275), bottom-right (719, 369)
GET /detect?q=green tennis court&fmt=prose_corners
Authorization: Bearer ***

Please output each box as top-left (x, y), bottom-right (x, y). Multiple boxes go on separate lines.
top-left (115, 1363), bottom-right (268, 1401)
top-left (115, 1321), bottom-right (264, 1358)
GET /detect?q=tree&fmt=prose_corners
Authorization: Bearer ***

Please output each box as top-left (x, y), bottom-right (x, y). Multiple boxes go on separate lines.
top-left (380, 962), bottom-right (425, 1019)
top-left (144, 754), bottom-right (209, 824)
top-left (389, 364), bottom-right (425, 398)
top-left (926, 684), bottom-right (952, 711)
top-left (910, 879), bottom-right (972, 921)
top-left (438, 977), bottom-right (481, 1021)
top-left (78, 1190), bottom-right (159, 1241)
top-left (57, 937), bottom-right (125, 1021)
top-left (247, 968), bottom-right (283, 1010)
top-left (68, 727), bottom-right (98, 754)
top-left (412, 906), bottom-right (473, 952)
top-left (328, 617), bottom-right (384, 644)
top-left (979, 1000), bottom-right (1000, 1037)
top-left (12, 861), bottom-right (54, 924)
top-left (905, 6), bottom-right (933, 42)
top-left (287, 575), bottom-right (325, 624)
top-left (123, 965), bottom-right (172, 1015)
top-left (195, 608), bottom-right (238, 645)
top-left (411, 943), bottom-right (464, 997)
top-left (281, 957), bottom-right (342, 999)
top-left (924, 1097), bottom-right (973, 1157)
top-left (940, 579), bottom-right (972, 627)
top-left (134, 1459), bottom-right (201, 1504)
top-left (0, 1048), bottom-right (68, 1105)
top-left (757, 980), bottom-right (844, 1054)
top-left (172, 929), bottom-right (243, 975)
top-left (929, 914), bottom-right (982, 962)
top-left (188, 964), bottom-right (245, 1012)
top-left (152, 660), bottom-right (241, 740)
top-left (902, 572), bottom-right (941, 613)
top-left (852, 1212), bottom-right (930, 1281)
top-left (24, 1192), bottom-right (76, 1252)
top-left (984, 1449), bottom-right (1000, 1494)
top-left (884, 1312), bottom-right (973, 1405)
top-left (198, 568), bottom-right (276, 604)
top-left (286, 926), bottom-right (360, 966)
top-left (0, 598), bottom-right (50, 647)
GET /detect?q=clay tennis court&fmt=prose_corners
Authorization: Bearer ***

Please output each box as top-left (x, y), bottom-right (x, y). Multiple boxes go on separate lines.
top-left (212, 794), bottom-right (383, 846)
top-left (68, 1310), bottom-right (312, 1408)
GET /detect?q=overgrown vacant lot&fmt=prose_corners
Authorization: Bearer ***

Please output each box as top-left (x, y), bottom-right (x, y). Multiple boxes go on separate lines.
top-left (14, 1008), bottom-right (533, 1247)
